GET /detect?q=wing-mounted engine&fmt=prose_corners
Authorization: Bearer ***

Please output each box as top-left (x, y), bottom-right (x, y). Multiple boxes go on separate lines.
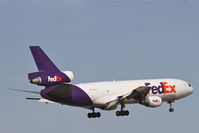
top-left (28, 71), bottom-right (75, 86)
top-left (143, 95), bottom-right (162, 107)
top-left (125, 86), bottom-right (162, 107)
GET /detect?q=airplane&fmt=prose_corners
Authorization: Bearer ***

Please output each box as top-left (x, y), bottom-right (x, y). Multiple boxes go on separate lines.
top-left (10, 46), bottom-right (194, 118)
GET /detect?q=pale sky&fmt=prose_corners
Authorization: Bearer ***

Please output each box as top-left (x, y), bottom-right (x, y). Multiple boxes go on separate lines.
top-left (0, 0), bottom-right (198, 133)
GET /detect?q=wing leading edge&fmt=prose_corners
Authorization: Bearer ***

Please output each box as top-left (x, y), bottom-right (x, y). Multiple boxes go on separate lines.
top-left (94, 86), bottom-right (151, 110)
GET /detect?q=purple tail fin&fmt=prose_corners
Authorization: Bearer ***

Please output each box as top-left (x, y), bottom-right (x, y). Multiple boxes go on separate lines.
top-left (29, 46), bottom-right (60, 72)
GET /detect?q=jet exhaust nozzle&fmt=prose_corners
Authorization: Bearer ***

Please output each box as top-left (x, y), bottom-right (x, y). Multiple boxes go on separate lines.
top-left (29, 77), bottom-right (42, 84)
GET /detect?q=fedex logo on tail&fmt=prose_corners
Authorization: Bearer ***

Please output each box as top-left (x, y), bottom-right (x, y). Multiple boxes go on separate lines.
top-left (145, 82), bottom-right (176, 94)
top-left (48, 76), bottom-right (62, 82)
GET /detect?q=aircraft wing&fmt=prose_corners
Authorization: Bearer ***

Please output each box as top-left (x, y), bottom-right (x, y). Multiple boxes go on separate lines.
top-left (125, 86), bottom-right (151, 100)
top-left (113, 86), bottom-right (151, 102)
top-left (99, 86), bottom-right (151, 110)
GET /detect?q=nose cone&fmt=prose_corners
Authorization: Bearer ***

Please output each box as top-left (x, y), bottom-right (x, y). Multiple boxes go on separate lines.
top-left (176, 80), bottom-right (194, 99)
top-left (185, 83), bottom-right (194, 96)
top-left (188, 86), bottom-right (194, 95)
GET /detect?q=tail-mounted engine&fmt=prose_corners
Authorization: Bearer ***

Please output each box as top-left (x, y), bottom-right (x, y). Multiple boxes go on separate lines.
top-left (28, 71), bottom-right (75, 86)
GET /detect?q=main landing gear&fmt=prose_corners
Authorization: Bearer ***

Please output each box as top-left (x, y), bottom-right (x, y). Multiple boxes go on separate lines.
top-left (168, 101), bottom-right (174, 112)
top-left (87, 108), bottom-right (101, 118)
top-left (116, 103), bottom-right (129, 116)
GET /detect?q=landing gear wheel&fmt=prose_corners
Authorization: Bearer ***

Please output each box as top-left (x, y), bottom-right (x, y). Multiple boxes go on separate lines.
top-left (169, 108), bottom-right (174, 112)
top-left (116, 110), bottom-right (129, 116)
top-left (116, 102), bottom-right (130, 117)
top-left (87, 108), bottom-right (101, 118)
top-left (168, 101), bottom-right (175, 112)
top-left (96, 112), bottom-right (101, 118)
top-left (120, 111), bottom-right (125, 116)
top-left (93, 113), bottom-right (97, 118)
top-left (88, 113), bottom-right (92, 118)
top-left (124, 110), bottom-right (129, 116)
top-left (116, 111), bottom-right (120, 116)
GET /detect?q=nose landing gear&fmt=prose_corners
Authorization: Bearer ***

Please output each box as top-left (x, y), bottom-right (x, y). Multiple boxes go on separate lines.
top-left (116, 103), bottom-right (129, 116)
top-left (168, 101), bottom-right (174, 112)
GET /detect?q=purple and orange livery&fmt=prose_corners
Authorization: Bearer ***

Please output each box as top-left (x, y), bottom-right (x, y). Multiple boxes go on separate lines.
top-left (28, 46), bottom-right (92, 106)
top-left (9, 46), bottom-right (193, 118)
top-left (28, 46), bottom-right (72, 86)
top-left (145, 82), bottom-right (176, 94)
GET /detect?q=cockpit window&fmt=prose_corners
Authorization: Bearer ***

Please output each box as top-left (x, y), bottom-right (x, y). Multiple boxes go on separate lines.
top-left (188, 83), bottom-right (192, 87)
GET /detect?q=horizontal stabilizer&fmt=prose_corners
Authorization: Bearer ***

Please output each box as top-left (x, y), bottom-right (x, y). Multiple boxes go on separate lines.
top-left (26, 97), bottom-right (55, 103)
top-left (8, 88), bottom-right (40, 94)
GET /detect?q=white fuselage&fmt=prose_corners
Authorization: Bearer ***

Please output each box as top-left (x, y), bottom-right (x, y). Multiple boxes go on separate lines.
top-left (76, 78), bottom-right (193, 107)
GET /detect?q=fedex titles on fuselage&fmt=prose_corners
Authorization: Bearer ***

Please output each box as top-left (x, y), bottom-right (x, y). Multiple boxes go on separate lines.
top-left (145, 82), bottom-right (176, 94)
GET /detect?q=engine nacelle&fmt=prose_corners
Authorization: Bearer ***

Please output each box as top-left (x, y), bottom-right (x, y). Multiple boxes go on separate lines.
top-left (28, 71), bottom-right (75, 86)
top-left (62, 71), bottom-right (75, 81)
top-left (144, 96), bottom-right (162, 108)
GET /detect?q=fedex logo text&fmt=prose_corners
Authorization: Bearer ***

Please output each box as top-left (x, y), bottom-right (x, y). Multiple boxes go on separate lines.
top-left (145, 82), bottom-right (176, 94)
top-left (47, 76), bottom-right (62, 82)
top-left (153, 99), bottom-right (161, 103)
